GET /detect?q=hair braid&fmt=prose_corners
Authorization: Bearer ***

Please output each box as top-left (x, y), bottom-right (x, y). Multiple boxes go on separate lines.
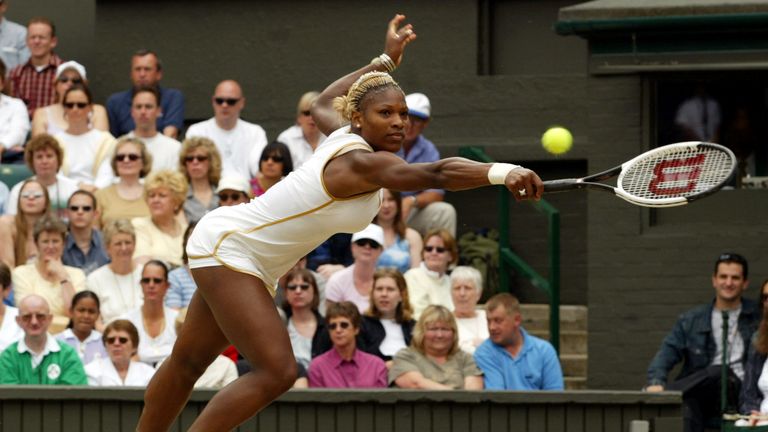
top-left (333, 72), bottom-right (402, 121)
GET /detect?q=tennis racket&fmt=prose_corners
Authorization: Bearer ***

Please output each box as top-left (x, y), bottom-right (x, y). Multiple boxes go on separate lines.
top-left (543, 142), bottom-right (737, 208)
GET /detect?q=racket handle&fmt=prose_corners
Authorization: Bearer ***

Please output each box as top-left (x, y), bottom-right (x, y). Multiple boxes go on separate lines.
top-left (542, 179), bottom-right (582, 193)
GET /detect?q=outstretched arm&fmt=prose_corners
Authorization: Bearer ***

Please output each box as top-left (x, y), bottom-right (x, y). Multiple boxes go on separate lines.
top-left (312, 14), bottom-right (416, 136)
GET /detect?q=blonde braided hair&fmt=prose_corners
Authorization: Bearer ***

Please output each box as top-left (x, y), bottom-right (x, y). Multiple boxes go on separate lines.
top-left (333, 72), bottom-right (402, 121)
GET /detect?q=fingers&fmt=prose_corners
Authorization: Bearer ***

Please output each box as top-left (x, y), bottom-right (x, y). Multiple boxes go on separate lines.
top-left (507, 168), bottom-right (544, 201)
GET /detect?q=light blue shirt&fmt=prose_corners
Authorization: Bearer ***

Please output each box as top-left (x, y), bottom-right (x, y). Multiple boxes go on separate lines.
top-left (474, 327), bottom-right (564, 390)
top-left (166, 266), bottom-right (197, 309)
top-left (0, 17), bottom-right (29, 72)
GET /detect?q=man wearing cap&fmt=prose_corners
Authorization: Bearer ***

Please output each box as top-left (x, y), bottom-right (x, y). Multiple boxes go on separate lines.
top-left (0, 0), bottom-right (29, 71)
top-left (186, 80), bottom-right (268, 179)
top-left (106, 49), bottom-right (185, 139)
top-left (645, 252), bottom-right (759, 432)
top-left (215, 175), bottom-right (251, 207)
top-left (277, 91), bottom-right (326, 170)
top-left (398, 93), bottom-right (457, 237)
top-left (8, 16), bottom-right (62, 118)
top-left (325, 224), bottom-right (385, 314)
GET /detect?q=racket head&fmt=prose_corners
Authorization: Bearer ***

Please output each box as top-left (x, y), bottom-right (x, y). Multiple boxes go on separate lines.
top-left (615, 142), bottom-right (736, 207)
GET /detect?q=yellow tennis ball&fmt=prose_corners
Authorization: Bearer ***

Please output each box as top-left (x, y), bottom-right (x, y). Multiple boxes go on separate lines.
top-left (542, 127), bottom-right (573, 155)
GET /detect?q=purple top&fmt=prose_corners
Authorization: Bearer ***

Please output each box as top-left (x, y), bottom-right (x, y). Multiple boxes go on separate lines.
top-left (56, 328), bottom-right (107, 365)
top-left (308, 347), bottom-right (388, 388)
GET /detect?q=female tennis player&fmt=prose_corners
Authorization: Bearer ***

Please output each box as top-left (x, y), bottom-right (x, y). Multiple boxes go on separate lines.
top-left (137, 14), bottom-right (543, 431)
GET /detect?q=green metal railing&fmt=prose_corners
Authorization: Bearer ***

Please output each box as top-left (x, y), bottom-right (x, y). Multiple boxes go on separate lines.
top-left (458, 147), bottom-right (561, 353)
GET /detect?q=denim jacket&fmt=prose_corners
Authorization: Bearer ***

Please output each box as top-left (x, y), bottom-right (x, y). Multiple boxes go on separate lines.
top-left (647, 298), bottom-right (760, 387)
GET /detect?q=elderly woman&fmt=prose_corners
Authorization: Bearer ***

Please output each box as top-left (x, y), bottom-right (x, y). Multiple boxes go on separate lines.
top-left (86, 219), bottom-right (144, 325)
top-left (56, 290), bottom-right (107, 364)
top-left (0, 179), bottom-right (52, 267)
top-left (85, 319), bottom-right (156, 386)
top-left (132, 169), bottom-right (189, 267)
top-left (122, 260), bottom-right (178, 366)
top-left (5, 135), bottom-right (79, 219)
top-left (361, 268), bottom-right (415, 365)
top-left (31, 61), bottom-right (109, 137)
top-left (450, 266), bottom-right (489, 354)
top-left (54, 84), bottom-right (116, 191)
top-left (0, 262), bottom-right (23, 351)
top-left (374, 188), bottom-right (423, 273)
top-left (250, 141), bottom-right (293, 197)
top-left (180, 137), bottom-right (222, 224)
top-left (95, 137), bottom-right (152, 228)
top-left (11, 215), bottom-right (86, 333)
top-left (404, 228), bottom-right (459, 319)
top-left (282, 268), bottom-right (328, 370)
top-left (390, 304), bottom-right (483, 389)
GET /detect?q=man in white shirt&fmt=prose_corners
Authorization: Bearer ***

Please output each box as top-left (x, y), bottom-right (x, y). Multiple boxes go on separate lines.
top-left (126, 86), bottom-right (181, 173)
top-left (0, 57), bottom-right (29, 163)
top-left (185, 80), bottom-right (267, 179)
top-left (0, 1), bottom-right (29, 71)
top-left (277, 91), bottom-right (326, 170)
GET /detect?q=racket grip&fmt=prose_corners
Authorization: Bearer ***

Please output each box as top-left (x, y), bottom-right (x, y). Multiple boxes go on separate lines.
top-left (543, 179), bottom-right (581, 193)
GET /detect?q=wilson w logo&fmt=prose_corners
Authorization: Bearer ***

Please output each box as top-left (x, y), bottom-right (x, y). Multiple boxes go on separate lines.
top-left (648, 154), bottom-right (705, 195)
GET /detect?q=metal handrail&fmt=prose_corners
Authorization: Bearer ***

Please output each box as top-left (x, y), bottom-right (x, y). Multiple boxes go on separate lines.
top-left (458, 146), bottom-right (561, 353)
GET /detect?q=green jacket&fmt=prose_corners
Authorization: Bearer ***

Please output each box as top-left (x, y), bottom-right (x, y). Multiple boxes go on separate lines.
top-left (0, 337), bottom-right (87, 385)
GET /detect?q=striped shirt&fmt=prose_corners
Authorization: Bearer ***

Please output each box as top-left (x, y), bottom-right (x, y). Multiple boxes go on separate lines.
top-left (9, 54), bottom-right (63, 118)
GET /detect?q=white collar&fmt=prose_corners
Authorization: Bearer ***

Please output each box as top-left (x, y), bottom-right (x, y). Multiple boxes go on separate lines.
top-left (59, 328), bottom-right (103, 344)
top-left (17, 333), bottom-right (60, 356)
top-left (419, 262), bottom-right (446, 280)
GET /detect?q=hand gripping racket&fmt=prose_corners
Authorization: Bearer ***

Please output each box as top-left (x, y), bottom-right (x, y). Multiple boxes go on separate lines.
top-left (543, 142), bottom-right (737, 208)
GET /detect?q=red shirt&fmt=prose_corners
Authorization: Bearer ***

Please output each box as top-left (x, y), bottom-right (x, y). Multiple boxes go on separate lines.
top-left (9, 54), bottom-right (63, 118)
top-left (308, 348), bottom-right (388, 388)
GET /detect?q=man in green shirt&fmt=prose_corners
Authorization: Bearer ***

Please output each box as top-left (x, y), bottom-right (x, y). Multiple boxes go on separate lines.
top-left (0, 294), bottom-right (86, 385)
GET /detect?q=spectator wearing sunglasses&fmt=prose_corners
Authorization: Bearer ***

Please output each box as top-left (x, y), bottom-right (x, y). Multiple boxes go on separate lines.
top-left (61, 190), bottom-right (108, 275)
top-left (277, 91), bottom-right (327, 170)
top-left (215, 176), bottom-right (251, 207)
top-left (31, 61), bottom-right (108, 138)
top-left (280, 268), bottom-right (328, 371)
top-left (180, 137), bottom-right (222, 224)
top-left (185, 80), bottom-right (267, 179)
top-left (125, 86), bottom-right (181, 174)
top-left (84, 319), bottom-right (155, 386)
top-left (404, 229), bottom-right (458, 320)
top-left (251, 141), bottom-right (293, 198)
top-left (309, 301), bottom-right (387, 388)
top-left (0, 179), bottom-right (52, 267)
top-left (325, 224), bottom-right (385, 314)
top-left (121, 260), bottom-right (178, 366)
top-left (94, 137), bottom-right (151, 228)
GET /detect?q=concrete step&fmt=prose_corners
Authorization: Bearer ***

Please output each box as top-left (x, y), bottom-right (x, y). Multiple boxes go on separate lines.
top-left (527, 329), bottom-right (587, 355)
top-left (519, 304), bottom-right (588, 332)
top-left (560, 354), bottom-right (588, 377)
top-left (564, 376), bottom-right (587, 390)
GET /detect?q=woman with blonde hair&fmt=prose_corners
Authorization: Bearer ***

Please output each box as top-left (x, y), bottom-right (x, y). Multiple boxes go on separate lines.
top-left (0, 179), bottom-right (52, 267)
top-left (179, 137), bottom-right (222, 224)
top-left (361, 268), bottom-right (415, 365)
top-left (132, 170), bottom-right (188, 267)
top-left (95, 137), bottom-right (152, 228)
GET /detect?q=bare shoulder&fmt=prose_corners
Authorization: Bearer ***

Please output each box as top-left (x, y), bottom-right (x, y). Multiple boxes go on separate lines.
top-left (0, 215), bottom-right (16, 234)
top-left (405, 227), bottom-right (423, 243)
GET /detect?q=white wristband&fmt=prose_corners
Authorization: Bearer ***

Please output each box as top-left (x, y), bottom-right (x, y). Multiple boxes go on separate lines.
top-left (487, 163), bottom-right (521, 185)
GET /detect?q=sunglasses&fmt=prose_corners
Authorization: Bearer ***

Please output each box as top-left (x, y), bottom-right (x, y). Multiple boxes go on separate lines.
top-left (328, 321), bottom-right (352, 330)
top-left (301, 110), bottom-right (311, 116)
top-left (106, 336), bottom-right (129, 345)
top-left (116, 153), bottom-right (141, 162)
top-left (140, 277), bottom-right (164, 284)
top-left (20, 313), bottom-right (49, 323)
top-left (354, 239), bottom-right (381, 249)
top-left (261, 155), bottom-right (284, 163)
top-left (63, 102), bottom-right (89, 109)
top-left (286, 283), bottom-right (311, 291)
top-left (425, 246), bottom-right (446, 253)
top-left (21, 191), bottom-right (44, 199)
top-left (218, 192), bottom-right (244, 201)
top-left (69, 205), bottom-right (93, 212)
top-left (58, 77), bottom-right (83, 84)
top-left (214, 97), bottom-right (240, 106)
top-left (185, 155), bottom-right (209, 163)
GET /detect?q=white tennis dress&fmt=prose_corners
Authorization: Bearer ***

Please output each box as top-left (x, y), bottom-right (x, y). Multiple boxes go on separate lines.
top-left (186, 126), bottom-right (382, 296)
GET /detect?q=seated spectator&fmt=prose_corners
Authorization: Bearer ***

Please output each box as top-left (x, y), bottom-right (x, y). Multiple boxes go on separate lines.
top-left (404, 228), bottom-right (457, 319)
top-left (0, 58), bottom-right (30, 162)
top-left (275, 255), bottom-right (327, 316)
top-left (0, 182), bottom-right (8, 214)
top-left (172, 308), bottom-right (237, 389)
top-left (282, 268), bottom-right (327, 371)
top-left (31, 61), bottom-right (108, 137)
top-left (126, 86), bottom-right (181, 172)
top-left (374, 188), bottom-right (423, 273)
top-left (55, 290), bottom-right (107, 364)
top-left (0, 3), bottom-right (28, 71)
top-left (738, 279), bottom-right (768, 423)
top-left (166, 223), bottom-right (198, 310)
top-left (12, 215), bottom-right (86, 333)
top-left (85, 319), bottom-right (155, 386)
top-left (132, 170), bottom-right (188, 267)
top-left (86, 219), bottom-right (143, 325)
top-left (62, 190), bottom-right (109, 275)
top-left (307, 232), bottom-right (354, 276)
top-left (474, 293), bottom-right (563, 390)
top-left (5, 134), bottom-right (79, 219)
top-left (361, 268), bottom-right (415, 366)
top-left (251, 141), bottom-right (293, 198)
top-left (106, 49), bottom-right (184, 139)
top-left (0, 294), bottom-right (87, 385)
top-left (278, 91), bottom-right (326, 170)
top-left (0, 262), bottom-right (23, 351)
top-left (325, 224), bottom-right (385, 313)
top-left (54, 84), bottom-right (116, 191)
top-left (390, 304), bottom-right (483, 390)
top-left (180, 137), bottom-right (221, 224)
top-left (215, 175), bottom-right (251, 207)
top-left (121, 260), bottom-right (177, 366)
top-left (0, 179), bottom-right (52, 267)
top-left (94, 137), bottom-right (151, 228)
top-left (309, 301), bottom-right (387, 388)
top-left (451, 266), bottom-right (488, 354)
top-left (185, 80), bottom-right (266, 178)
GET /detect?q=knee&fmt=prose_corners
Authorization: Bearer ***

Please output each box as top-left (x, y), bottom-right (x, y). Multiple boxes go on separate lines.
top-left (169, 353), bottom-right (211, 382)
